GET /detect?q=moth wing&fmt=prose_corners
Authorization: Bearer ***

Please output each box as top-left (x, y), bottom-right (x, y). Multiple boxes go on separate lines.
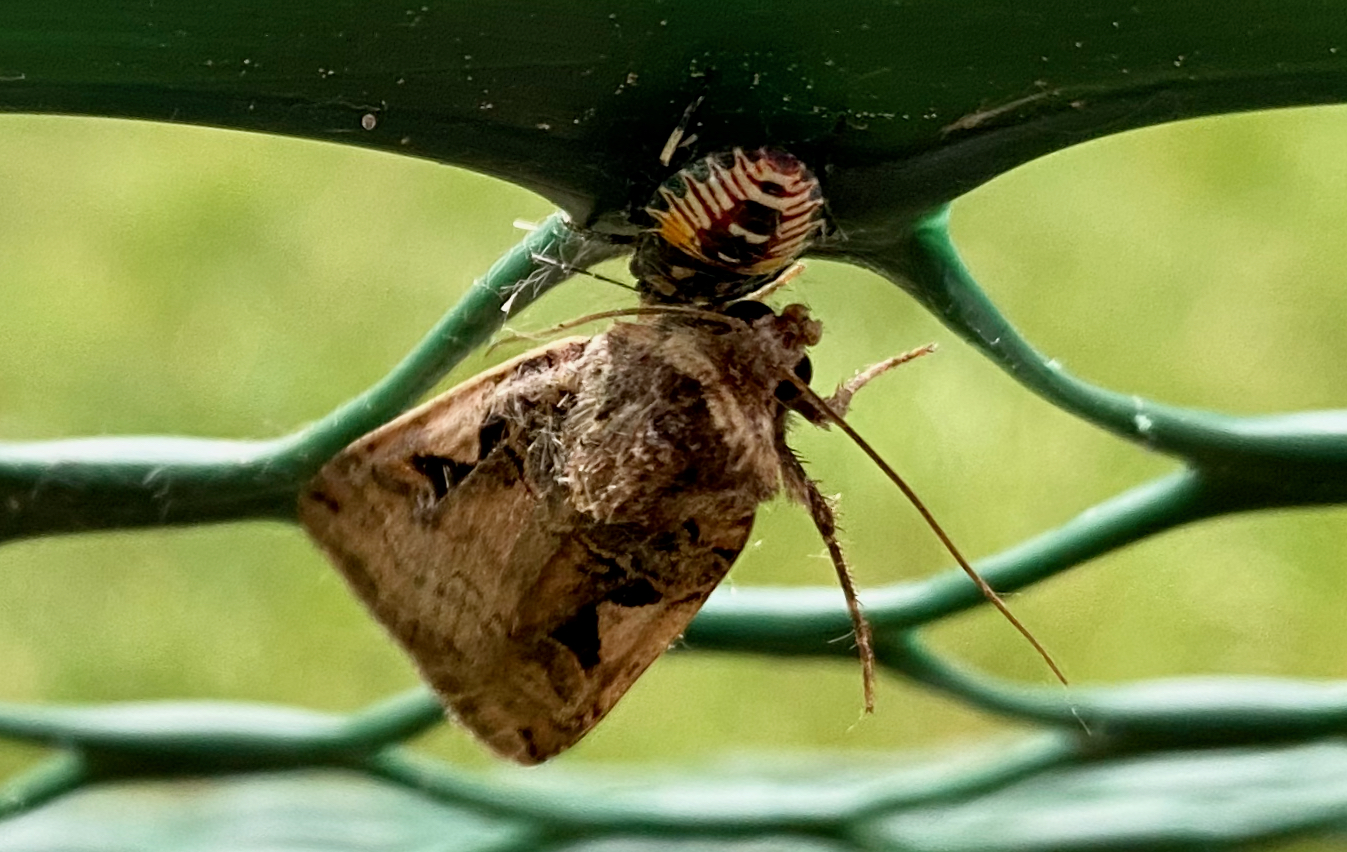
top-left (299, 339), bottom-right (752, 763)
top-left (437, 511), bottom-right (751, 763)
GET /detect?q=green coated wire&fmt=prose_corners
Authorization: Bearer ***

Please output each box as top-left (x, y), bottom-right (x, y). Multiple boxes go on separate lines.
top-left (3, 200), bottom-right (1347, 852)
top-left (0, 213), bottom-right (623, 541)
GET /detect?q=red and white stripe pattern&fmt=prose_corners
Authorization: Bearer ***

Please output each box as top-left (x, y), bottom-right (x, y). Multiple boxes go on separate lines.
top-left (647, 148), bottom-right (824, 277)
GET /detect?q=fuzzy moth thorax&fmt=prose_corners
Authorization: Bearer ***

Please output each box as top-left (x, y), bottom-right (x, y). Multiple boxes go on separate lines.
top-left (557, 302), bottom-right (820, 529)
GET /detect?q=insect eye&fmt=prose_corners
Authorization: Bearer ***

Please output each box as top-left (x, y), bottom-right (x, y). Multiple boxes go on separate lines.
top-left (774, 356), bottom-right (812, 405)
top-left (723, 300), bottom-right (774, 324)
top-left (794, 355), bottom-right (813, 385)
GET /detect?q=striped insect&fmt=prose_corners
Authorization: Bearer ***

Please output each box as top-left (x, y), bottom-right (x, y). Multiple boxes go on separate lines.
top-left (632, 147), bottom-right (826, 305)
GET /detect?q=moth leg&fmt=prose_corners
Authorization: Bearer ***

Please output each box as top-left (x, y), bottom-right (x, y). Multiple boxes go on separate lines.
top-left (826, 343), bottom-right (938, 418)
top-left (778, 448), bottom-right (876, 713)
top-left (791, 377), bottom-right (1071, 690)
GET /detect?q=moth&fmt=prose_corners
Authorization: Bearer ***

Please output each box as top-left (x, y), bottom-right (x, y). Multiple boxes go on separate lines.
top-left (299, 299), bottom-right (911, 764)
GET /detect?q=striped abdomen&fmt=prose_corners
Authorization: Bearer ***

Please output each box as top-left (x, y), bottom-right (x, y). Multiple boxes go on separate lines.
top-left (632, 148), bottom-right (825, 305)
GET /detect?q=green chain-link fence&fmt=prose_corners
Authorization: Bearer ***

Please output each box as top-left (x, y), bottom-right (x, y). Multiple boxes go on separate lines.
top-left (3, 1), bottom-right (1347, 849)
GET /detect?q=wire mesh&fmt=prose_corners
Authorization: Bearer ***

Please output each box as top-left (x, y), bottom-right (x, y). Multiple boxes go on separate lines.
top-left (3, 129), bottom-right (1347, 851)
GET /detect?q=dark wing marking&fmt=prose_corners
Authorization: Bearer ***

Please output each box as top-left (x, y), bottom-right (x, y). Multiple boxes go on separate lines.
top-left (299, 335), bottom-right (754, 763)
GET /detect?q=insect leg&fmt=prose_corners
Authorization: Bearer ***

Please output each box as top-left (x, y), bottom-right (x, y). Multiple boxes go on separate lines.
top-left (730, 261), bottom-right (806, 304)
top-left (826, 343), bottom-right (938, 417)
top-left (778, 448), bottom-right (877, 713)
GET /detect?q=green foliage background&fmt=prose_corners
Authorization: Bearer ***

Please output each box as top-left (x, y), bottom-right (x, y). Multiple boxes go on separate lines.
top-left (1, 106), bottom-right (1345, 778)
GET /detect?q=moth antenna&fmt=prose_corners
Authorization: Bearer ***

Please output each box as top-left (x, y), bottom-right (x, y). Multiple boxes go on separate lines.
top-left (730, 262), bottom-right (807, 305)
top-left (786, 372), bottom-right (1069, 687)
top-left (779, 450), bottom-right (876, 712)
top-left (488, 305), bottom-right (742, 354)
top-left (527, 252), bottom-right (640, 294)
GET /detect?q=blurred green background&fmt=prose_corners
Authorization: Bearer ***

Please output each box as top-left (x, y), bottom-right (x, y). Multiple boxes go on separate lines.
top-left (1, 106), bottom-right (1345, 784)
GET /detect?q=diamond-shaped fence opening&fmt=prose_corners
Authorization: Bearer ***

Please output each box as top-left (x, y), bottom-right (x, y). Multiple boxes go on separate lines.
top-left (3, 3), bottom-right (1347, 849)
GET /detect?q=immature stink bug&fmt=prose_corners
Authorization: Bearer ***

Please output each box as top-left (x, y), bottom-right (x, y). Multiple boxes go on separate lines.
top-left (632, 148), bottom-right (826, 305)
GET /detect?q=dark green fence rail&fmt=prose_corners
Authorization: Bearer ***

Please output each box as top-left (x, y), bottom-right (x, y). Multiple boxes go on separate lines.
top-left (2, 1), bottom-right (1346, 849)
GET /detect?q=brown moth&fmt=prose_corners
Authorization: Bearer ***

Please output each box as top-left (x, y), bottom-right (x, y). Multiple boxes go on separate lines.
top-left (299, 300), bottom-right (897, 764)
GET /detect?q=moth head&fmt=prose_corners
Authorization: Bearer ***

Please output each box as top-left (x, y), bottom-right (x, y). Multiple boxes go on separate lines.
top-left (775, 302), bottom-right (823, 349)
top-left (714, 300), bottom-right (821, 416)
top-left (720, 300), bottom-right (821, 345)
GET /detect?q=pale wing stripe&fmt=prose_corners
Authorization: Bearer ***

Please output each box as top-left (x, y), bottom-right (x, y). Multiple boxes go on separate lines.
top-left (711, 159), bottom-right (749, 202)
top-left (705, 171), bottom-right (736, 213)
top-left (663, 184), bottom-right (711, 231)
top-left (689, 174), bottom-right (727, 219)
top-left (728, 223), bottom-right (772, 244)
top-left (768, 237), bottom-right (811, 259)
top-left (643, 148), bottom-right (823, 277)
top-left (776, 217), bottom-right (820, 239)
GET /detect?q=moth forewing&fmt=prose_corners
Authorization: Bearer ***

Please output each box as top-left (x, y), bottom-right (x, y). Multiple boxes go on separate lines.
top-left (299, 307), bottom-right (823, 764)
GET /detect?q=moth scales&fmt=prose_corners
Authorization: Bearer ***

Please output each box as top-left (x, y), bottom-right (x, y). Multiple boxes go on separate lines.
top-left (298, 300), bottom-right (920, 764)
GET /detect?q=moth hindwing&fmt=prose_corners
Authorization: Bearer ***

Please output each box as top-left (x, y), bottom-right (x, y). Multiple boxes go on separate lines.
top-left (299, 303), bottom-right (828, 764)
